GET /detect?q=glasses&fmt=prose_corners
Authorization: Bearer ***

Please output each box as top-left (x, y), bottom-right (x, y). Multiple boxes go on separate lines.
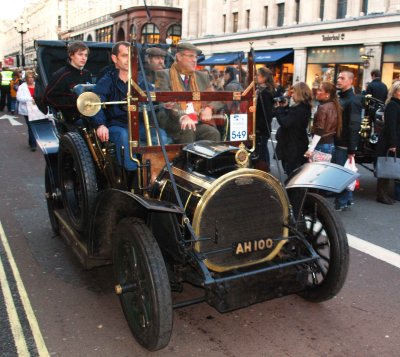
top-left (181, 53), bottom-right (198, 60)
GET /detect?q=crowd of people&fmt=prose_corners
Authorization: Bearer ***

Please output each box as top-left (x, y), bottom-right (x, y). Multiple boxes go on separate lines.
top-left (1, 40), bottom-right (399, 206)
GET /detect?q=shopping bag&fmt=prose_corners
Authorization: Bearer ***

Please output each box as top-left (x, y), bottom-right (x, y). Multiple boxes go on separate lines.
top-left (344, 157), bottom-right (358, 191)
top-left (27, 101), bottom-right (48, 121)
top-left (375, 151), bottom-right (400, 179)
top-left (310, 150), bottom-right (332, 163)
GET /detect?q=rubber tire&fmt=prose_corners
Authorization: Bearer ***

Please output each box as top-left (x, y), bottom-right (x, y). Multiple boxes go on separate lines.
top-left (45, 164), bottom-right (62, 234)
top-left (58, 132), bottom-right (98, 232)
top-left (298, 193), bottom-right (349, 302)
top-left (113, 217), bottom-right (173, 351)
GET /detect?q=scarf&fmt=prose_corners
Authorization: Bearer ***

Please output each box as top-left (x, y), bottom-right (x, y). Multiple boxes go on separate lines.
top-left (169, 62), bottom-right (201, 112)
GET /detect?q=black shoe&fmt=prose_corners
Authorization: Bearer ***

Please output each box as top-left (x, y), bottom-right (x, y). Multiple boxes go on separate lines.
top-left (347, 200), bottom-right (354, 206)
top-left (30, 147), bottom-right (36, 152)
top-left (334, 202), bottom-right (348, 211)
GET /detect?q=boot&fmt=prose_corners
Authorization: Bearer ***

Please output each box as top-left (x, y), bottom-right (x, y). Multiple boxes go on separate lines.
top-left (254, 160), bottom-right (270, 172)
top-left (376, 178), bottom-right (395, 205)
top-left (395, 180), bottom-right (400, 201)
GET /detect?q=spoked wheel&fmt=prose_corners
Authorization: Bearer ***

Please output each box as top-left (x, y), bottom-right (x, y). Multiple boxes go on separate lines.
top-left (113, 217), bottom-right (172, 351)
top-left (58, 132), bottom-right (98, 232)
top-left (45, 164), bottom-right (63, 234)
top-left (298, 193), bottom-right (349, 302)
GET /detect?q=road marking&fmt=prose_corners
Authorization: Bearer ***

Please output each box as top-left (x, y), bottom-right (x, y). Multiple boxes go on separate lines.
top-left (348, 234), bottom-right (400, 269)
top-left (0, 114), bottom-right (23, 126)
top-left (0, 221), bottom-right (50, 357)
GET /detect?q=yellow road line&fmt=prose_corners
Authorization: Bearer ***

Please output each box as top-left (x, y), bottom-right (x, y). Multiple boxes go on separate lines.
top-left (0, 221), bottom-right (50, 357)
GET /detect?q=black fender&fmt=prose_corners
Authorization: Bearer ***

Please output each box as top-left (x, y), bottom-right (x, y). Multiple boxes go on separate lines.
top-left (285, 162), bottom-right (359, 193)
top-left (88, 188), bottom-right (182, 259)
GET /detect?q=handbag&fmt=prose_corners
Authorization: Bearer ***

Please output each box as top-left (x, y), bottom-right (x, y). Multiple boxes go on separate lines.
top-left (375, 151), bottom-right (400, 179)
top-left (310, 150), bottom-right (332, 163)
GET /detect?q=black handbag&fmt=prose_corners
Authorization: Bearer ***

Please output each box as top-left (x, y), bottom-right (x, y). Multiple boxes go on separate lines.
top-left (375, 151), bottom-right (400, 179)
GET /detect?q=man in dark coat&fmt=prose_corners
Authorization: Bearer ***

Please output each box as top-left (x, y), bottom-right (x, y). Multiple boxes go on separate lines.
top-left (334, 71), bottom-right (362, 211)
top-left (366, 69), bottom-right (388, 102)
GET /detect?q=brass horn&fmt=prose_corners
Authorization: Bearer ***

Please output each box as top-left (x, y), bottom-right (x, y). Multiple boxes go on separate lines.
top-left (76, 92), bottom-right (128, 117)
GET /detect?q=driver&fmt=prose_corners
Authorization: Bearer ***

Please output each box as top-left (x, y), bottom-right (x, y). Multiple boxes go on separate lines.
top-left (155, 42), bottom-right (221, 144)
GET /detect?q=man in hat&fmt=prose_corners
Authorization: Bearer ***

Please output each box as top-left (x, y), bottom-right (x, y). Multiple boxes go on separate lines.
top-left (138, 47), bottom-right (167, 91)
top-left (155, 42), bottom-right (221, 144)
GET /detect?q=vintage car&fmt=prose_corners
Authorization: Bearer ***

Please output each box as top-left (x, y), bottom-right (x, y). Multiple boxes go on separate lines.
top-left (31, 40), bottom-right (358, 351)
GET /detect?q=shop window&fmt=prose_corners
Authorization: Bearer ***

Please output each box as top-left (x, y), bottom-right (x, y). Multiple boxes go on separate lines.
top-left (277, 3), bottom-right (285, 27)
top-left (233, 12), bottom-right (238, 33)
top-left (141, 23), bottom-right (160, 44)
top-left (167, 24), bottom-right (181, 45)
top-left (96, 26), bottom-right (112, 43)
top-left (319, 0), bottom-right (325, 20)
top-left (382, 63), bottom-right (400, 88)
top-left (337, 0), bottom-right (347, 19)
top-left (264, 6), bottom-right (268, 27)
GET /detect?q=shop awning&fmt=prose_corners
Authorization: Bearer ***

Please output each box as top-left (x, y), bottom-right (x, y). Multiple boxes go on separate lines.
top-left (244, 49), bottom-right (293, 63)
top-left (198, 52), bottom-right (244, 65)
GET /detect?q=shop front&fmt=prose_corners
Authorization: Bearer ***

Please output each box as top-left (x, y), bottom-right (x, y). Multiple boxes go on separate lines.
top-left (306, 45), bottom-right (365, 94)
top-left (382, 43), bottom-right (400, 88)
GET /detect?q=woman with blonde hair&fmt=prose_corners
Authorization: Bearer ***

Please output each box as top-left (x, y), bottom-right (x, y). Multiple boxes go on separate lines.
top-left (16, 70), bottom-right (37, 151)
top-left (275, 82), bottom-right (312, 175)
top-left (304, 81), bottom-right (342, 159)
top-left (375, 80), bottom-right (400, 204)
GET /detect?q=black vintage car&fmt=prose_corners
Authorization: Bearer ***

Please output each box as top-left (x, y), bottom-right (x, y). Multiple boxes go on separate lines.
top-left (31, 40), bottom-right (358, 351)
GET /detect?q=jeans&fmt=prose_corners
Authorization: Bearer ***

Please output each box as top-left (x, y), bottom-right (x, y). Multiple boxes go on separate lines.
top-left (109, 126), bottom-right (138, 171)
top-left (10, 97), bottom-right (17, 112)
top-left (333, 146), bottom-right (353, 207)
top-left (24, 116), bottom-right (37, 149)
top-left (315, 143), bottom-right (335, 156)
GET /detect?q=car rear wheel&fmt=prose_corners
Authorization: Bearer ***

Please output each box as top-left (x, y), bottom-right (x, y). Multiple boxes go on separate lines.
top-left (298, 193), bottom-right (349, 302)
top-left (58, 132), bottom-right (98, 232)
top-left (113, 217), bottom-right (172, 351)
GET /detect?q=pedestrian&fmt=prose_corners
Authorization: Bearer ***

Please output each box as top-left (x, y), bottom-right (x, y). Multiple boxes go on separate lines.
top-left (275, 82), bottom-right (312, 176)
top-left (155, 42), bottom-right (221, 144)
top-left (375, 81), bottom-right (400, 204)
top-left (210, 68), bottom-right (224, 91)
top-left (366, 69), bottom-right (388, 102)
top-left (223, 66), bottom-right (242, 92)
top-left (254, 67), bottom-right (274, 172)
top-left (304, 81), bottom-right (342, 159)
top-left (0, 67), bottom-right (13, 112)
top-left (9, 70), bottom-right (22, 114)
top-left (16, 70), bottom-right (37, 151)
top-left (334, 71), bottom-right (362, 211)
top-left (44, 40), bottom-right (92, 130)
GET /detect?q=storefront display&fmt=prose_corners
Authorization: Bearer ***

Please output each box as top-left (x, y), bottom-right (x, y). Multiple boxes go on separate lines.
top-left (382, 43), bottom-right (400, 87)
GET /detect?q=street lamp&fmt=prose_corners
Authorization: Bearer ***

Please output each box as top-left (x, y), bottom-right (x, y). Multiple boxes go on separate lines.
top-left (14, 18), bottom-right (29, 67)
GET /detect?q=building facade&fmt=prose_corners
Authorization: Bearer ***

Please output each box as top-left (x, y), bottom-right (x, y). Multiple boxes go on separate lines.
top-left (182, 0), bottom-right (400, 92)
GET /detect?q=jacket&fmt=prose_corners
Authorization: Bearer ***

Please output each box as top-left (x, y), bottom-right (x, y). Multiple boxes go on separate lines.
top-left (366, 78), bottom-right (388, 102)
top-left (92, 66), bottom-right (128, 128)
top-left (312, 101), bottom-right (338, 143)
top-left (255, 86), bottom-right (274, 137)
top-left (275, 102), bottom-right (311, 164)
top-left (377, 97), bottom-right (400, 156)
top-left (16, 82), bottom-right (34, 116)
top-left (335, 88), bottom-right (362, 154)
top-left (44, 61), bottom-right (92, 122)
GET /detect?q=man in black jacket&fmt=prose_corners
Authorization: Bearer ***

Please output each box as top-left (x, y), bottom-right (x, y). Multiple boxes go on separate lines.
top-left (44, 41), bottom-right (92, 127)
top-left (334, 71), bottom-right (362, 211)
top-left (366, 69), bottom-right (388, 102)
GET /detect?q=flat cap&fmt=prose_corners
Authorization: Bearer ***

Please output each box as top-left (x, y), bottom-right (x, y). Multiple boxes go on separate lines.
top-left (176, 42), bottom-right (202, 55)
top-left (146, 47), bottom-right (167, 57)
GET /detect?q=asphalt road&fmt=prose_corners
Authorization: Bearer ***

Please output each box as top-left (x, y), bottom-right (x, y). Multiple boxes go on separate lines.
top-left (0, 113), bottom-right (399, 357)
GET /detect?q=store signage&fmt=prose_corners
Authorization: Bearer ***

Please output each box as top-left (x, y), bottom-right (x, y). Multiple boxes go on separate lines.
top-left (322, 33), bottom-right (345, 41)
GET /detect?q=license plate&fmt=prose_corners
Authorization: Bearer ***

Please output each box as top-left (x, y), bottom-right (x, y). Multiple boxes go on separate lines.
top-left (233, 238), bottom-right (275, 256)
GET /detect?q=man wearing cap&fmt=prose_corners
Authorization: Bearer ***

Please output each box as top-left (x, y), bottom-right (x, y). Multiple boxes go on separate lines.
top-left (155, 42), bottom-right (221, 144)
top-left (138, 47), bottom-right (167, 91)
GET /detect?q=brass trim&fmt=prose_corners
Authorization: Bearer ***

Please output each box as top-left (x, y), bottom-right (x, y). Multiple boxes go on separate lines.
top-left (150, 92), bottom-right (156, 101)
top-left (233, 92), bottom-right (241, 101)
top-left (192, 92), bottom-right (200, 101)
top-left (142, 104), bottom-right (153, 146)
top-left (130, 78), bottom-right (146, 97)
top-left (128, 105), bottom-right (137, 111)
top-left (235, 142), bottom-right (250, 167)
top-left (171, 167), bottom-right (212, 190)
top-left (192, 169), bottom-right (289, 273)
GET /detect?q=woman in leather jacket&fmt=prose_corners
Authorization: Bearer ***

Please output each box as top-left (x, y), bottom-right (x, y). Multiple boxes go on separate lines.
top-left (275, 82), bottom-right (312, 175)
top-left (304, 81), bottom-right (342, 159)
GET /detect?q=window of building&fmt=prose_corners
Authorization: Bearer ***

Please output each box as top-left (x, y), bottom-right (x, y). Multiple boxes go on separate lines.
top-left (223, 14), bottom-right (226, 32)
top-left (233, 12), bottom-right (238, 33)
top-left (167, 24), bottom-right (181, 45)
top-left (337, 0), bottom-right (347, 19)
top-left (72, 34), bottom-right (84, 41)
top-left (95, 26), bottom-right (112, 42)
top-left (130, 24), bottom-right (136, 41)
top-left (141, 23), bottom-right (160, 44)
top-left (57, 15), bottom-right (61, 29)
top-left (319, 0), bottom-right (325, 20)
top-left (277, 3), bottom-right (285, 27)
top-left (246, 9), bottom-right (250, 29)
top-left (362, 0), bottom-right (368, 15)
top-left (295, 0), bottom-right (300, 24)
top-left (264, 6), bottom-right (268, 27)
